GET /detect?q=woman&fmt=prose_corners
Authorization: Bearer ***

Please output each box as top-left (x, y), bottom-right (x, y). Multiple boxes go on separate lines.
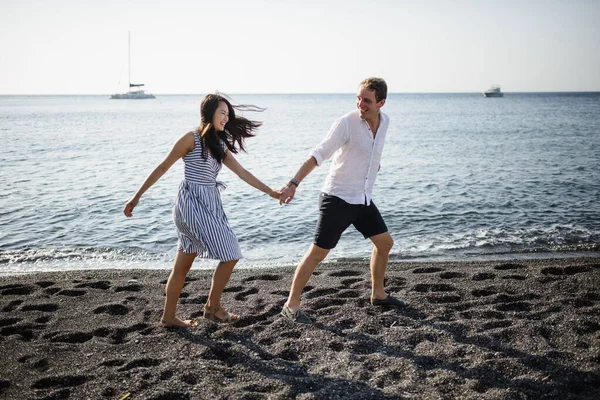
top-left (124, 93), bottom-right (280, 327)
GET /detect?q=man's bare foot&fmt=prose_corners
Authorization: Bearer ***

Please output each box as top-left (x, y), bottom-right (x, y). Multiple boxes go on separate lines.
top-left (160, 317), bottom-right (198, 328)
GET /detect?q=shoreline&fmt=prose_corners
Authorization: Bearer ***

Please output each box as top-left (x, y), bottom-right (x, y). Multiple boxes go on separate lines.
top-left (2, 251), bottom-right (600, 277)
top-left (1, 257), bottom-right (599, 399)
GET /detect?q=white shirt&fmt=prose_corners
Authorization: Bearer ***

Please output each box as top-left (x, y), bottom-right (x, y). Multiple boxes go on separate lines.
top-left (311, 109), bottom-right (389, 205)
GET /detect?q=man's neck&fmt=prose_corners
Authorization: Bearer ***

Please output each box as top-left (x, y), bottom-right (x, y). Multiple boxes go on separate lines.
top-left (365, 113), bottom-right (381, 135)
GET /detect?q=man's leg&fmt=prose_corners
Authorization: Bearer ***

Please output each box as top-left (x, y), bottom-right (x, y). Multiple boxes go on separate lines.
top-left (369, 232), bottom-right (394, 300)
top-left (285, 244), bottom-right (330, 311)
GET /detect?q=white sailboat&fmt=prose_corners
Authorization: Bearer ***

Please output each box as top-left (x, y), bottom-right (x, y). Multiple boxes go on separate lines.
top-left (111, 32), bottom-right (155, 99)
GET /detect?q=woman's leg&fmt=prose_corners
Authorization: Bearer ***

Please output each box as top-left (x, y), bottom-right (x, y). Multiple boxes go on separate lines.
top-left (206, 259), bottom-right (239, 320)
top-left (161, 250), bottom-right (197, 327)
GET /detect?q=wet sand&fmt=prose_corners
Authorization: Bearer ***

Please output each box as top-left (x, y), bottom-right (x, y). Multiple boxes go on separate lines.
top-left (1, 257), bottom-right (599, 399)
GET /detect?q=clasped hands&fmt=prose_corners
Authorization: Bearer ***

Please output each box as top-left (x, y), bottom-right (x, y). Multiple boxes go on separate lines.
top-left (277, 182), bottom-right (297, 205)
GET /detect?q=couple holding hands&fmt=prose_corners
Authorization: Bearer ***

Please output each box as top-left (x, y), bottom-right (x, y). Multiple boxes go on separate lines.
top-left (124, 78), bottom-right (405, 328)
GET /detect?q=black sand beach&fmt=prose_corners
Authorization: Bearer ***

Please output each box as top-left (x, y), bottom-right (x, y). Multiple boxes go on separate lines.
top-left (1, 257), bottom-right (599, 399)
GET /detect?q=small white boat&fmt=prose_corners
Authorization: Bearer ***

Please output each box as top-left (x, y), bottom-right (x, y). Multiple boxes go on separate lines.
top-left (483, 85), bottom-right (503, 98)
top-left (111, 85), bottom-right (155, 100)
top-left (111, 32), bottom-right (155, 100)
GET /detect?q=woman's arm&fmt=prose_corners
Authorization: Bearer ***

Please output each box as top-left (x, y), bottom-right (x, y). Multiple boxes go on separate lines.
top-left (123, 132), bottom-right (195, 217)
top-left (223, 150), bottom-right (280, 199)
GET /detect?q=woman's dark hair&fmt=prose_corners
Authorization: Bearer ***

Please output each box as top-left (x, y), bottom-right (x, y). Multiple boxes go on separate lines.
top-left (196, 93), bottom-right (264, 163)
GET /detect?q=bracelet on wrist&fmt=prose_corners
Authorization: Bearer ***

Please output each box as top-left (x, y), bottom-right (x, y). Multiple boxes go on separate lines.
top-left (289, 178), bottom-right (300, 187)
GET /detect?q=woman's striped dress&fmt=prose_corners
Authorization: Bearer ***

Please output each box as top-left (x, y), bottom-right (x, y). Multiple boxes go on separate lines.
top-left (172, 132), bottom-right (243, 261)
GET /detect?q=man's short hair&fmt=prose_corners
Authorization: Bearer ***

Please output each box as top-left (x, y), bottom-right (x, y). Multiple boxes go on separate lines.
top-left (360, 78), bottom-right (387, 102)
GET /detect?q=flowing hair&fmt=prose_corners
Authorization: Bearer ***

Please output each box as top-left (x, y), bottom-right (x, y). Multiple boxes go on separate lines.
top-left (196, 93), bottom-right (264, 164)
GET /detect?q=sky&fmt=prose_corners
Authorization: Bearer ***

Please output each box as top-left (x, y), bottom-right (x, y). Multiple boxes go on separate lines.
top-left (1, 0), bottom-right (599, 94)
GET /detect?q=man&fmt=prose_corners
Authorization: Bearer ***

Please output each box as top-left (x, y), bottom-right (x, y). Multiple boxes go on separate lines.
top-left (279, 77), bottom-right (405, 324)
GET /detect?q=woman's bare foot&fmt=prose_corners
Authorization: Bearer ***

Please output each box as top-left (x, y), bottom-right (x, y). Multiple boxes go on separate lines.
top-left (160, 317), bottom-right (198, 328)
top-left (215, 308), bottom-right (240, 322)
top-left (203, 305), bottom-right (240, 323)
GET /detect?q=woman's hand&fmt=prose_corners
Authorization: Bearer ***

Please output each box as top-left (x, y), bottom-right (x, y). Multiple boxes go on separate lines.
top-left (269, 189), bottom-right (282, 200)
top-left (123, 197), bottom-right (139, 217)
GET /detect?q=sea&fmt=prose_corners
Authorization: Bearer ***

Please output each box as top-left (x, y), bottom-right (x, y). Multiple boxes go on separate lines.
top-left (1, 93), bottom-right (599, 274)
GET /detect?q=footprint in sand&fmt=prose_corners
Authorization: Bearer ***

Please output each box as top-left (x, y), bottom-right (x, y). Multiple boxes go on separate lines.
top-left (93, 323), bottom-right (151, 344)
top-left (311, 297), bottom-right (346, 310)
top-left (35, 281), bottom-right (55, 288)
top-left (412, 283), bottom-right (456, 293)
top-left (56, 289), bottom-right (87, 297)
top-left (159, 370), bottom-right (174, 381)
top-left (18, 356), bottom-right (49, 372)
top-left (242, 274), bottom-right (282, 282)
top-left (340, 278), bottom-right (364, 286)
top-left (0, 317), bottom-right (22, 328)
top-left (93, 304), bottom-right (130, 316)
top-left (332, 318), bottom-right (356, 332)
top-left (180, 374), bottom-right (197, 385)
top-left (258, 336), bottom-right (275, 346)
top-left (74, 281), bottom-right (111, 290)
top-left (329, 341), bottom-right (344, 352)
top-left (412, 267), bottom-right (444, 274)
top-left (0, 324), bottom-right (37, 341)
top-left (502, 275), bottom-right (527, 280)
top-left (223, 285), bottom-right (244, 293)
top-left (46, 331), bottom-right (94, 344)
top-left (0, 379), bottom-right (10, 395)
top-left (2, 300), bottom-right (23, 312)
top-left (269, 290), bottom-right (289, 297)
top-left (471, 287), bottom-right (498, 297)
top-left (328, 270), bottom-right (363, 278)
top-left (234, 288), bottom-right (259, 301)
top-left (575, 320), bottom-right (600, 335)
top-left (479, 320), bottom-right (513, 331)
top-left (0, 284), bottom-right (37, 296)
top-left (472, 272), bottom-right (496, 281)
top-left (114, 284), bottom-right (141, 292)
top-left (101, 359), bottom-right (126, 367)
top-left (34, 315), bottom-right (52, 324)
top-left (305, 288), bottom-right (337, 299)
top-left (495, 301), bottom-right (532, 312)
top-left (494, 263), bottom-right (526, 271)
top-left (21, 303), bottom-right (59, 312)
top-left (439, 271), bottom-right (467, 279)
top-left (542, 265), bottom-right (592, 276)
top-left (31, 375), bottom-right (88, 390)
top-left (275, 348), bottom-right (299, 361)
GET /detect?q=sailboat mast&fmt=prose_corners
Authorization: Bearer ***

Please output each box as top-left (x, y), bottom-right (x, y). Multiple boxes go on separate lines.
top-left (128, 31), bottom-right (131, 87)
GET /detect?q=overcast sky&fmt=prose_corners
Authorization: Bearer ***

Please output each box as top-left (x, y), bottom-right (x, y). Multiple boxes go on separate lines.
top-left (1, 0), bottom-right (599, 94)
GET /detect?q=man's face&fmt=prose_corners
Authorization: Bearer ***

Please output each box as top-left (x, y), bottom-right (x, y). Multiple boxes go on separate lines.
top-left (356, 87), bottom-right (385, 121)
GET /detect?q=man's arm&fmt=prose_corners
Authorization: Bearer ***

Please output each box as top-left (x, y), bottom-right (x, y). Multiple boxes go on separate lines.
top-left (280, 117), bottom-right (347, 205)
top-left (279, 156), bottom-right (318, 205)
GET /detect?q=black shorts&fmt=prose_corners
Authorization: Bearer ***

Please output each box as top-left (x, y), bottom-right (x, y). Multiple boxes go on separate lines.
top-left (314, 193), bottom-right (388, 250)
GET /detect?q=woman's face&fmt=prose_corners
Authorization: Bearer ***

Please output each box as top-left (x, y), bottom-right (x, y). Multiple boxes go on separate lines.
top-left (212, 101), bottom-right (229, 131)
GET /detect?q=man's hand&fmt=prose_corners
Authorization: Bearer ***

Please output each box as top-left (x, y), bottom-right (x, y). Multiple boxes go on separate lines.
top-left (279, 184), bottom-right (297, 205)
